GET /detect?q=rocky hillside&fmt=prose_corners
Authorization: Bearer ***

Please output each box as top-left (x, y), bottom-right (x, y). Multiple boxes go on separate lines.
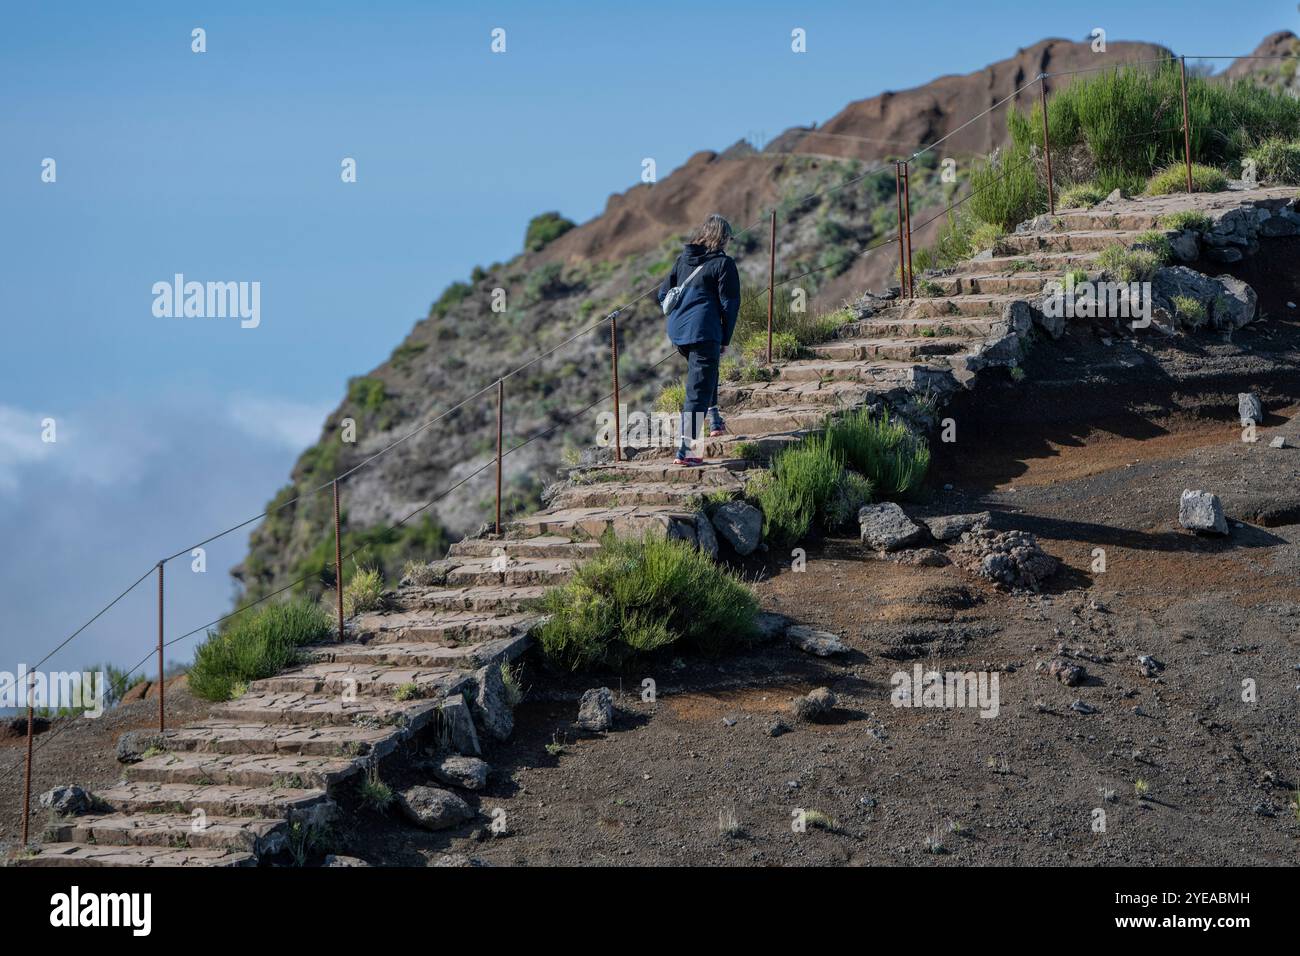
top-left (233, 33), bottom-right (1278, 605)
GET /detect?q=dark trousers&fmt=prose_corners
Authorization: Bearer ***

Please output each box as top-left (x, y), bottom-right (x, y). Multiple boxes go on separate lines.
top-left (676, 340), bottom-right (720, 450)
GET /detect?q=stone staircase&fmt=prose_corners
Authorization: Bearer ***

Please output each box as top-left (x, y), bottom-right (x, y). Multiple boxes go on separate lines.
top-left (17, 185), bottom-right (1296, 866)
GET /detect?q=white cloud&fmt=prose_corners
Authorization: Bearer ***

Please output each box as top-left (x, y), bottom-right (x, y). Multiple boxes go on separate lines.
top-left (0, 403), bottom-right (151, 495)
top-left (228, 395), bottom-right (330, 451)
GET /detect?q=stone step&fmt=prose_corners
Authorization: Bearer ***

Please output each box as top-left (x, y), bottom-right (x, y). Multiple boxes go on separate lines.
top-left (447, 535), bottom-right (601, 559)
top-left (773, 358), bottom-right (949, 384)
top-left (352, 608), bottom-right (537, 644)
top-left (842, 315), bottom-right (1005, 338)
top-left (249, 662), bottom-right (470, 700)
top-left (125, 751), bottom-right (361, 789)
top-left (391, 584), bottom-right (548, 614)
top-left (636, 431), bottom-right (805, 462)
top-left (44, 812), bottom-right (287, 853)
top-left (960, 251), bottom-right (1100, 274)
top-left (809, 336), bottom-right (970, 360)
top-left (902, 294), bottom-right (1018, 318)
top-left (311, 631), bottom-right (531, 669)
top-left (927, 271), bottom-right (1083, 295)
top-left (97, 780), bottom-right (331, 819)
top-left (446, 556), bottom-right (577, 587)
top-left (572, 458), bottom-right (751, 484)
top-left (15, 843), bottom-right (256, 867)
top-left (511, 504), bottom-right (696, 539)
top-left (551, 480), bottom-right (731, 509)
top-left (993, 230), bottom-right (1145, 255)
top-left (163, 721), bottom-right (398, 758)
top-left (1050, 210), bottom-right (1163, 231)
top-left (719, 377), bottom-right (885, 409)
top-left (211, 690), bottom-right (440, 728)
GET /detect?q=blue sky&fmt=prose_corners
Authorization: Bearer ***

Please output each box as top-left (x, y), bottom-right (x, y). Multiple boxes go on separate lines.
top-left (0, 0), bottom-right (1293, 679)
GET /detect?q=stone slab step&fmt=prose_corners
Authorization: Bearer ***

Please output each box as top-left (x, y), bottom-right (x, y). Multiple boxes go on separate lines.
top-left (994, 230), bottom-right (1145, 255)
top-left (571, 459), bottom-right (751, 484)
top-left (15, 843), bottom-right (255, 867)
top-left (391, 584), bottom-right (548, 613)
top-left (960, 251), bottom-right (1100, 274)
top-left (448, 535), bottom-right (601, 559)
top-left (636, 432), bottom-right (804, 461)
top-left (928, 271), bottom-right (1084, 295)
top-left (352, 608), bottom-right (537, 644)
top-left (125, 751), bottom-right (361, 789)
top-left (249, 662), bottom-right (470, 700)
top-left (902, 293), bottom-right (1018, 318)
top-left (446, 556), bottom-right (577, 586)
top-left (719, 378), bottom-right (883, 408)
top-left (211, 691), bottom-right (440, 728)
top-left (511, 504), bottom-right (695, 539)
top-left (842, 315), bottom-right (1005, 338)
top-left (97, 780), bottom-right (330, 819)
top-left (45, 813), bottom-right (287, 852)
top-left (773, 359), bottom-right (948, 384)
top-left (809, 336), bottom-right (970, 360)
top-left (163, 721), bottom-right (398, 758)
top-left (311, 631), bottom-right (531, 669)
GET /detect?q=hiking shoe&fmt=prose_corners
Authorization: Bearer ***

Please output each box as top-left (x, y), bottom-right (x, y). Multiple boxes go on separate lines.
top-left (674, 453), bottom-right (705, 467)
top-left (708, 425), bottom-right (728, 438)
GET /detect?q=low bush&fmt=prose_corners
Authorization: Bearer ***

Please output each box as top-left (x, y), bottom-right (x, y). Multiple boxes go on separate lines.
top-left (1097, 243), bottom-right (1164, 283)
top-left (189, 601), bottom-right (333, 702)
top-left (536, 535), bottom-right (759, 670)
top-left (1059, 182), bottom-right (1109, 208)
top-left (1145, 163), bottom-right (1228, 196)
top-left (1245, 138), bottom-right (1300, 185)
top-left (741, 330), bottom-right (799, 363)
top-left (1159, 210), bottom-right (1213, 232)
top-left (1130, 230), bottom-right (1173, 263)
top-left (524, 211), bottom-right (575, 252)
top-left (343, 565), bottom-right (384, 618)
top-left (824, 407), bottom-right (930, 499)
top-left (968, 144), bottom-right (1046, 231)
top-left (654, 379), bottom-right (685, 414)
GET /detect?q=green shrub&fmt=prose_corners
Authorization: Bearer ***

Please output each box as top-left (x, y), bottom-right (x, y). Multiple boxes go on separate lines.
top-left (1131, 230), bottom-right (1173, 263)
top-left (189, 600), bottom-right (333, 702)
top-left (1060, 183), bottom-right (1109, 208)
top-left (824, 407), bottom-right (930, 499)
top-left (742, 330), bottom-right (799, 362)
top-left (524, 211), bottom-right (575, 252)
top-left (752, 436), bottom-right (846, 545)
top-left (1093, 167), bottom-right (1147, 198)
top-left (359, 767), bottom-right (393, 811)
top-left (1171, 294), bottom-right (1207, 325)
top-left (968, 144), bottom-right (1045, 231)
top-left (1097, 243), bottom-right (1163, 283)
top-left (1245, 138), bottom-right (1300, 184)
top-left (536, 535), bottom-right (760, 670)
top-left (1145, 163), bottom-right (1228, 196)
top-left (654, 379), bottom-right (685, 414)
top-left (824, 470), bottom-right (874, 531)
top-left (732, 285), bottom-right (853, 350)
top-left (343, 565), bottom-right (384, 618)
top-left (430, 281), bottom-right (472, 318)
top-left (1159, 210), bottom-right (1213, 232)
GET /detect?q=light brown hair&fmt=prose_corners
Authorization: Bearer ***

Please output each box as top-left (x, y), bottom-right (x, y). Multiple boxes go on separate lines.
top-left (689, 214), bottom-right (732, 251)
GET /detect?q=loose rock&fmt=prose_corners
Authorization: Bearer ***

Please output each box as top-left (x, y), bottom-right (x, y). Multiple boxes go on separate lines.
top-left (710, 500), bottom-right (763, 555)
top-left (438, 695), bottom-right (482, 756)
top-left (1178, 489), bottom-right (1228, 535)
top-left (432, 755), bottom-right (491, 791)
top-left (1237, 392), bottom-right (1263, 425)
top-left (786, 625), bottom-right (848, 657)
top-left (115, 731), bottom-right (165, 764)
top-left (470, 664), bottom-right (514, 741)
top-left (858, 502), bottom-right (927, 552)
top-left (1040, 657), bottom-right (1086, 686)
top-left (575, 687), bottom-right (615, 732)
top-left (398, 785), bottom-right (474, 831)
top-left (793, 687), bottom-right (837, 722)
top-left (953, 528), bottom-right (1058, 590)
top-left (923, 512), bottom-right (992, 541)
top-left (39, 785), bottom-right (93, 816)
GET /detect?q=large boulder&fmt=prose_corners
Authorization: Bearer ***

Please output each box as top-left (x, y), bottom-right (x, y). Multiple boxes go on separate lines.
top-left (710, 500), bottom-right (763, 555)
top-left (693, 512), bottom-right (718, 559)
top-left (1238, 392), bottom-right (1263, 425)
top-left (858, 502), bottom-right (927, 552)
top-left (576, 687), bottom-right (615, 732)
top-left (438, 695), bottom-right (481, 756)
top-left (1179, 490), bottom-right (1228, 535)
top-left (39, 785), bottom-right (93, 816)
top-left (1213, 276), bottom-right (1257, 330)
top-left (398, 785), bottom-right (474, 831)
top-left (470, 664), bottom-right (514, 741)
top-left (431, 755), bottom-right (490, 792)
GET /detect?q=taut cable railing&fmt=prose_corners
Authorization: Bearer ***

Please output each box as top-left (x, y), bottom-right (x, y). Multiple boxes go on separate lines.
top-left (10, 49), bottom-right (1298, 844)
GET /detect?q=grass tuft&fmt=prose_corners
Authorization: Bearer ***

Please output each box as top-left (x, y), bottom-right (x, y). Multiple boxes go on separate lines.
top-left (824, 407), bottom-right (930, 500)
top-left (189, 600), bottom-right (333, 702)
top-left (1145, 163), bottom-right (1228, 196)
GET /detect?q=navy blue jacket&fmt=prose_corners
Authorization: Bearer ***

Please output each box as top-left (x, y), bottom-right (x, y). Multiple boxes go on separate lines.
top-left (657, 244), bottom-right (741, 347)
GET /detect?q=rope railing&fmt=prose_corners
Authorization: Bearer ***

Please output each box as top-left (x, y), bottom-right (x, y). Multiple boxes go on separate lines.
top-left (11, 46), bottom-right (1288, 844)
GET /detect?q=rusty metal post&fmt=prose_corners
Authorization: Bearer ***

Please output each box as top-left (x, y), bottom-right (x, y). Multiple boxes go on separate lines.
top-left (1039, 75), bottom-right (1055, 215)
top-left (894, 162), bottom-right (908, 297)
top-left (902, 162), bottom-right (915, 299)
top-left (1179, 55), bottom-right (1194, 193)
top-left (610, 314), bottom-right (622, 463)
top-left (157, 561), bottom-right (165, 731)
top-left (766, 209), bottom-right (776, 363)
top-left (21, 672), bottom-right (33, 845)
top-left (495, 379), bottom-right (504, 534)
top-left (333, 480), bottom-right (344, 642)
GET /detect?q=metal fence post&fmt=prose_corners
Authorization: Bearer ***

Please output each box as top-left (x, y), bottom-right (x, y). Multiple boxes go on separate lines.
top-left (895, 162), bottom-right (908, 297)
top-left (157, 561), bottom-right (165, 731)
top-left (22, 672), bottom-right (33, 845)
top-left (902, 161), bottom-right (915, 299)
top-left (766, 209), bottom-right (776, 363)
top-left (1179, 55), bottom-right (1194, 193)
top-left (1039, 74), bottom-right (1056, 215)
top-left (495, 379), bottom-right (504, 534)
top-left (333, 480), bottom-right (344, 642)
top-left (610, 314), bottom-right (622, 463)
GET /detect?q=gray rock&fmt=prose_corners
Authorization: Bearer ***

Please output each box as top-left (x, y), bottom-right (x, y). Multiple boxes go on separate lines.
top-left (1179, 489), bottom-right (1228, 535)
top-left (1169, 229), bottom-right (1200, 262)
top-left (793, 687), bottom-right (836, 721)
top-left (1001, 300), bottom-right (1035, 336)
top-left (432, 755), bottom-right (490, 791)
top-left (470, 664), bottom-right (514, 741)
top-left (39, 785), bottom-right (93, 816)
top-left (754, 612), bottom-right (789, 641)
top-left (953, 528), bottom-right (1058, 591)
top-left (1040, 657), bottom-right (1086, 686)
top-left (438, 695), bottom-right (481, 756)
top-left (1270, 435), bottom-right (1288, 449)
top-left (576, 687), bottom-right (615, 732)
top-left (693, 512), bottom-right (718, 559)
top-left (1237, 392), bottom-right (1263, 425)
top-left (887, 548), bottom-right (951, 567)
top-left (710, 500), bottom-right (763, 555)
top-left (766, 719), bottom-right (792, 738)
top-left (323, 854), bottom-right (371, 867)
top-left (923, 512), bottom-right (992, 541)
top-left (858, 502), bottom-right (927, 552)
top-left (400, 559), bottom-right (455, 587)
top-left (1070, 700), bottom-right (1098, 715)
top-left (115, 730), bottom-right (165, 764)
top-left (786, 625), bottom-right (848, 657)
top-left (398, 785), bottom-right (474, 831)
top-left (1213, 275), bottom-right (1256, 329)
